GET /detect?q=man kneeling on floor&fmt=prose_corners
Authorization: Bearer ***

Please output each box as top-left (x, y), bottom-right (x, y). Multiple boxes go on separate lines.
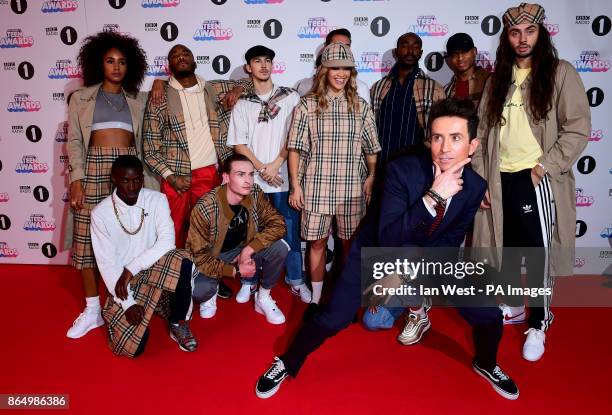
top-left (187, 153), bottom-right (288, 324)
top-left (91, 155), bottom-right (198, 357)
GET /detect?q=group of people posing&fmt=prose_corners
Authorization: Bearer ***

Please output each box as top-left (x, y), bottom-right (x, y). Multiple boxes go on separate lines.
top-left (63, 2), bottom-right (590, 401)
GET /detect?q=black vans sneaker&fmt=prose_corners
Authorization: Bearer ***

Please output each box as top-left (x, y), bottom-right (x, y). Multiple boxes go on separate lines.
top-left (472, 362), bottom-right (519, 400)
top-left (256, 357), bottom-right (289, 399)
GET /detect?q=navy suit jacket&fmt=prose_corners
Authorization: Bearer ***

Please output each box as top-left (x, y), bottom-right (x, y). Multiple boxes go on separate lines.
top-left (378, 151), bottom-right (486, 248)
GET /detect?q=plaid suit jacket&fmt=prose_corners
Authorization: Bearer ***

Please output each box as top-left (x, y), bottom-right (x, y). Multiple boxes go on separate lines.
top-left (443, 66), bottom-right (490, 109)
top-left (143, 78), bottom-right (242, 178)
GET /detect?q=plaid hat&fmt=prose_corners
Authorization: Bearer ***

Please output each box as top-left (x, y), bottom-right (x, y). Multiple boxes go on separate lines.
top-left (320, 42), bottom-right (355, 68)
top-left (446, 33), bottom-right (475, 55)
top-left (503, 3), bottom-right (545, 27)
top-left (245, 45), bottom-right (275, 63)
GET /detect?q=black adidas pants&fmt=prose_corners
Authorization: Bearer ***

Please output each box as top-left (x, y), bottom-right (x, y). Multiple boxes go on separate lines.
top-left (500, 169), bottom-right (555, 331)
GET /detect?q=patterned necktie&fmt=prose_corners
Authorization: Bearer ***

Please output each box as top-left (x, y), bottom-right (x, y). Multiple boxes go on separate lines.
top-left (428, 203), bottom-right (446, 236)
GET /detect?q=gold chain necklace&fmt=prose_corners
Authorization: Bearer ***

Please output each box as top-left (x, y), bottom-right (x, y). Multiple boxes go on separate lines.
top-left (101, 90), bottom-right (126, 112)
top-left (112, 193), bottom-right (144, 235)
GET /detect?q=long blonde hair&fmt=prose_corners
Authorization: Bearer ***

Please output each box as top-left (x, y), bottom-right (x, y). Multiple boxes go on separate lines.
top-left (309, 66), bottom-right (360, 115)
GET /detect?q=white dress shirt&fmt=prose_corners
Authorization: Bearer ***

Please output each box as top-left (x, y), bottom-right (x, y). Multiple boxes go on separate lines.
top-left (90, 188), bottom-right (175, 310)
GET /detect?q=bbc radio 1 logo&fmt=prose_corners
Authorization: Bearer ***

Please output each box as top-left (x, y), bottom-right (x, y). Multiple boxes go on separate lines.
top-left (0, 192), bottom-right (8, 203)
top-left (3, 61), bottom-right (34, 80)
top-left (575, 188), bottom-right (594, 207)
top-left (7, 94), bottom-right (41, 112)
top-left (0, 242), bottom-right (19, 258)
top-left (45, 25), bottom-right (78, 45)
top-left (196, 55), bottom-right (231, 75)
top-left (408, 15), bottom-right (448, 37)
top-left (23, 214), bottom-right (56, 232)
top-left (15, 155), bottom-right (49, 174)
top-left (575, 15), bottom-right (611, 37)
top-left (141, 0), bottom-right (180, 8)
top-left (245, 19), bottom-right (282, 39)
top-left (48, 59), bottom-right (81, 79)
top-left (0, 29), bottom-right (34, 48)
top-left (146, 56), bottom-right (169, 76)
top-left (589, 129), bottom-right (605, 142)
top-left (356, 52), bottom-right (392, 73)
top-left (601, 225), bottom-right (612, 239)
top-left (298, 17), bottom-right (336, 39)
top-left (299, 53), bottom-right (315, 63)
top-left (244, 0), bottom-right (283, 3)
top-left (574, 51), bottom-right (610, 73)
top-left (194, 20), bottom-right (233, 41)
top-left (28, 242), bottom-right (58, 258)
top-left (41, 0), bottom-right (79, 13)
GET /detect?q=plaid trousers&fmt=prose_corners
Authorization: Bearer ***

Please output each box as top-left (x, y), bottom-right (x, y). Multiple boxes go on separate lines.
top-left (102, 249), bottom-right (192, 358)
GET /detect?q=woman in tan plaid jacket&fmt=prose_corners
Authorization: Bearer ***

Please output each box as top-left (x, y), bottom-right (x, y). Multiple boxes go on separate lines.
top-left (287, 42), bottom-right (381, 310)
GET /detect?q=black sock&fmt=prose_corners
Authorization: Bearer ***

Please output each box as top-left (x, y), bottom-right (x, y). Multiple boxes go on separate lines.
top-left (169, 259), bottom-right (193, 324)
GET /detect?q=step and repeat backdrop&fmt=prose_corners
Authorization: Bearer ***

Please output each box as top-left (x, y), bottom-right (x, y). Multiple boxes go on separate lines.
top-left (0, 0), bottom-right (610, 274)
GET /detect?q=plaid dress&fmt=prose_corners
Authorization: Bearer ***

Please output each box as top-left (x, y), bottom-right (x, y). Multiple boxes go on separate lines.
top-left (72, 146), bottom-right (137, 269)
top-left (287, 95), bottom-right (381, 216)
top-left (103, 249), bottom-right (191, 358)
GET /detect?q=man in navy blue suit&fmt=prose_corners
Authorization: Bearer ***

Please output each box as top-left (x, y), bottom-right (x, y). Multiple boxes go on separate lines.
top-left (255, 98), bottom-right (519, 400)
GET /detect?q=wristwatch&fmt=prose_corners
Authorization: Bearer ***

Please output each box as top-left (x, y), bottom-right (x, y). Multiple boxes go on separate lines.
top-left (233, 263), bottom-right (241, 278)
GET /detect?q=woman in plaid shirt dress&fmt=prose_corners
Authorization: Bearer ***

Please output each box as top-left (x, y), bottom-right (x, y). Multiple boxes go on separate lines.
top-left (286, 42), bottom-right (381, 311)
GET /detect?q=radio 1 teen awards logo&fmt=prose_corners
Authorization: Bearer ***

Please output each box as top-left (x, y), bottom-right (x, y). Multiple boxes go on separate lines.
top-left (23, 214), bottom-right (56, 232)
top-left (601, 226), bottom-right (612, 239)
top-left (141, 0), bottom-right (180, 7)
top-left (272, 62), bottom-right (286, 74)
top-left (0, 29), bottom-right (34, 48)
top-left (48, 59), bottom-right (81, 79)
top-left (356, 52), bottom-right (392, 73)
top-left (575, 188), bottom-right (594, 207)
top-left (574, 51), bottom-right (610, 73)
top-left (194, 20), bottom-right (233, 41)
top-left (41, 0), bottom-right (78, 12)
top-left (298, 18), bottom-right (336, 39)
top-left (0, 192), bottom-right (8, 203)
top-left (543, 17), bottom-right (559, 36)
top-left (15, 155), bottom-right (49, 174)
top-left (7, 94), bottom-right (41, 112)
top-left (0, 242), bottom-right (18, 258)
top-left (589, 129), bottom-right (604, 142)
top-left (244, 0), bottom-right (283, 3)
top-left (408, 15), bottom-right (448, 36)
top-left (146, 56), bottom-right (169, 76)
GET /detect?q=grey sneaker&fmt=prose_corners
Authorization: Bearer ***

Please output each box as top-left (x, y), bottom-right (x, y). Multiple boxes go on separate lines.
top-left (397, 311), bottom-right (431, 345)
top-left (169, 320), bottom-right (198, 352)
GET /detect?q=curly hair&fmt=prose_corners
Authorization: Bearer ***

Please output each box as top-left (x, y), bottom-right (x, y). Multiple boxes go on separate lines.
top-left (484, 24), bottom-right (558, 128)
top-left (309, 66), bottom-right (360, 115)
top-left (77, 31), bottom-right (147, 96)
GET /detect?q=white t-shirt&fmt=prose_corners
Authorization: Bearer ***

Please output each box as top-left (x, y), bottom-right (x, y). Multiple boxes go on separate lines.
top-left (227, 86), bottom-right (300, 193)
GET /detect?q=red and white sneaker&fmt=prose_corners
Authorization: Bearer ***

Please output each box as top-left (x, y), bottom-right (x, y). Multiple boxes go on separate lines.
top-left (499, 303), bottom-right (526, 325)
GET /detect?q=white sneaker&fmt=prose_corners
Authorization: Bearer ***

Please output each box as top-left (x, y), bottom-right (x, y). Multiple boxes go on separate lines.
top-left (523, 328), bottom-right (546, 361)
top-left (236, 284), bottom-right (256, 304)
top-left (254, 292), bottom-right (286, 325)
top-left (66, 308), bottom-right (104, 339)
top-left (199, 293), bottom-right (217, 319)
top-left (499, 303), bottom-right (526, 325)
top-left (290, 284), bottom-right (312, 303)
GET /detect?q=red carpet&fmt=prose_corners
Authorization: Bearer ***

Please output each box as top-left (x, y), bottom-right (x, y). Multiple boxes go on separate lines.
top-left (1, 264), bottom-right (609, 414)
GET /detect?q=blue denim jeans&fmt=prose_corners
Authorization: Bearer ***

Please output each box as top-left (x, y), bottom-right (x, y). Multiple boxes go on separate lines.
top-left (362, 306), bottom-right (405, 330)
top-left (267, 191), bottom-right (304, 286)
